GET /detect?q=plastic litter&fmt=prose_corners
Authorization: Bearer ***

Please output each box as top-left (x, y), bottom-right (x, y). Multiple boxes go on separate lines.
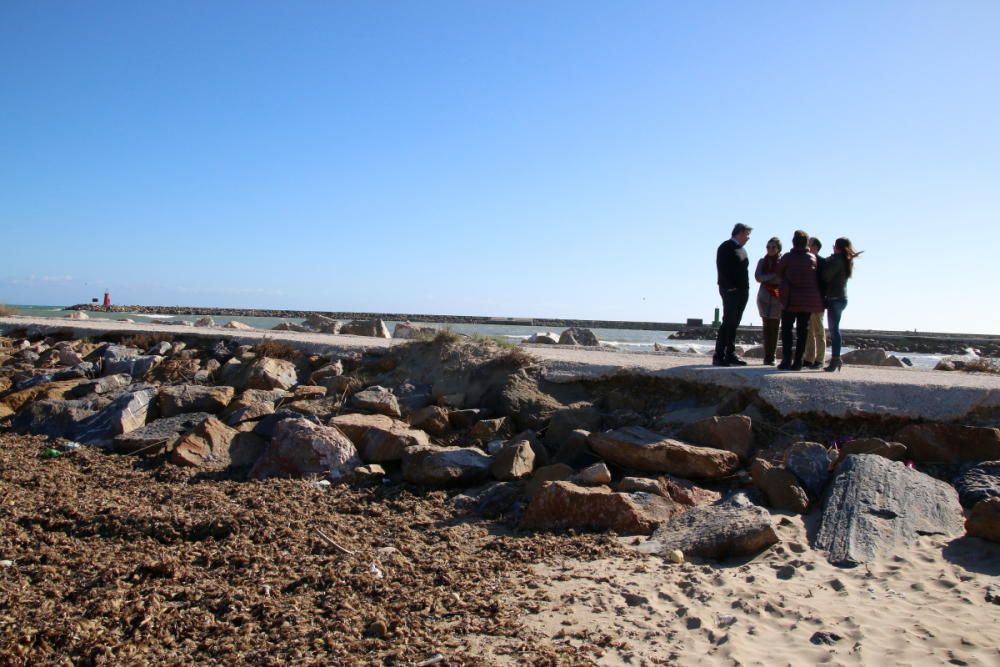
top-left (41, 448), bottom-right (62, 459)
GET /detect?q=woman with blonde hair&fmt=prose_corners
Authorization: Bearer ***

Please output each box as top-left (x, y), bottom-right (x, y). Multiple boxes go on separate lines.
top-left (821, 237), bottom-right (862, 372)
top-left (754, 237), bottom-right (783, 365)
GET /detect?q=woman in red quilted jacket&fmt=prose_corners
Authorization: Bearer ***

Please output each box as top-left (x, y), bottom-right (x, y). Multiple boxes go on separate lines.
top-left (776, 230), bottom-right (824, 370)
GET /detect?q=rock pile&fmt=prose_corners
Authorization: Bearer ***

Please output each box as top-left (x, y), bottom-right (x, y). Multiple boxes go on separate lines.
top-left (1, 329), bottom-right (998, 567)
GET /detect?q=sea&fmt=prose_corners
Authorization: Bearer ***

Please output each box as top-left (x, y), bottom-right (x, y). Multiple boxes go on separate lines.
top-left (4, 304), bottom-right (975, 371)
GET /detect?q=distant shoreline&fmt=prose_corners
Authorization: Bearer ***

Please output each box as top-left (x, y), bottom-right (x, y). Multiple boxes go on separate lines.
top-left (61, 303), bottom-right (1000, 342)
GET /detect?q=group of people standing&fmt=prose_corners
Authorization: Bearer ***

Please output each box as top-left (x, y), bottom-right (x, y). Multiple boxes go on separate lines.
top-left (714, 223), bottom-right (862, 371)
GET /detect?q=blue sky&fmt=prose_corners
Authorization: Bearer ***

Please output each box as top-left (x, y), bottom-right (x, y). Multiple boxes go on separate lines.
top-left (2, 1), bottom-right (998, 333)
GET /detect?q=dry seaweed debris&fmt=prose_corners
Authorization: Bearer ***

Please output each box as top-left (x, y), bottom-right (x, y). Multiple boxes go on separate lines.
top-left (0, 434), bottom-right (623, 665)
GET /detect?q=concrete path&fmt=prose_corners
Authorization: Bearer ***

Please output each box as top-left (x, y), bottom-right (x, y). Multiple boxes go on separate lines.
top-left (3, 316), bottom-right (999, 421)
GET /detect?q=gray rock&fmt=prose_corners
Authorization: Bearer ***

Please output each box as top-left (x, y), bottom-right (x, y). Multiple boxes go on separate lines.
top-left (453, 481), bottom-right (524, 518)
top-left (401, 445), bottom-right (492, 485)
top-left (158, 384), bottom-right (235, 418)
top-left (350, 385), bottom-right (402, 418)
top-left (639, 501), bottom-right (779, 560)
top-left (146, 341), bottom-right (172, 356)
top-left (272, 321), bottom-right (310, 332)
top-left (841, 348), bottom-right (888, 366)
top-left (815, 454), bottom-right (965, 566)
top-left (53, 363), bottom-right (97, 381)
top-left (74, 388), bottom-right (159, 447)
top-left (751, 459), bottom-right (809, 514)
top-left (309, 361), bottom-right (343, 384)
top-left (303, 313), bottom-right (340, 333)
top-left (104, 355), bottom-right (164, 380)
top-left (101, 345), bottom-right (141, 362)
top-left (194, 317), bottom-right (215, 327)
top-left (571, 462), bottom-right (612, 486)
top-left (784, 442), bottom-right (831, 498)
top-left (69, 373), bottom-right (132, 398)
top-left (558, 327), bottom-right (599, 346)
top-left (953, 461), bottom-right (1000, 509)
top-left (113, 412), bottom-right (212, 455)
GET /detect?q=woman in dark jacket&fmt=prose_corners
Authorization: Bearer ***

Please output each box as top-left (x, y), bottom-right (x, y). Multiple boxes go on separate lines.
top-left (820, 237), bottom-right (862, 372)
top-left (776, 230), bottom-right (824, 370)
top-left (754, 237), bottom-right (783, 365)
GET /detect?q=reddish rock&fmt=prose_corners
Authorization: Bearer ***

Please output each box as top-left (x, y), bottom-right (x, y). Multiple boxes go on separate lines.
top-left (170, 416), bottom-right (238, 468)
top-left (615, 475), bottom-right (721, 507)
top-left (350, 386), bottom-right (402, 418)
top-left (526, 463), bottom-right (574, 499)
top-left (469, 417), bottom-right (511, 441)
top-left (839, 438), bottom-right (907, 462)
top-left (966, 498), bottom-right (1000, 542)
top-left (588, 426), bottom-right (740, 479)
top-left (521, 481), bottom-right (685, 535)
top-left (329, 413), bottom-right (429, 463)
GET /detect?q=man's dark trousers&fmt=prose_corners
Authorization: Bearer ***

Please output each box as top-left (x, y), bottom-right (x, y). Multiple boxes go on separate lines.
top-left (714, 287), bottom-right (749, 361)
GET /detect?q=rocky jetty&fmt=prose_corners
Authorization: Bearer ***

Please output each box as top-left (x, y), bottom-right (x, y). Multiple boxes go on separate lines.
top-left (2, 327), bottom-right (998, 556)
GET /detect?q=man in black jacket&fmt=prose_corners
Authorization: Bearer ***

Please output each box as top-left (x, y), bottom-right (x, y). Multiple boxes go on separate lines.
top-left (713, 223), bottom-right (752, 366)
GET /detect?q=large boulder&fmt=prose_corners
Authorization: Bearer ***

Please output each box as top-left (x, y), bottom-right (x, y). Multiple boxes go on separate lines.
top-left (170, 416), bottom-right (238, 468)
top-left (158, 384), bottom-right (235, 418)
top-left (223, 320), bottom-right (254, 330)
top-left (751, 459), bottom-right (809, 513)
top-left (249, 418), bottom-right (361, 481)
top-left (678, 415), bottom-right (754, 462)
top-left (401, 445), bottom-right (492, 485)
top-left (340, 319), bottom-right (390, 338)
top-left (558, 327), bottom-right (599, 346)
top-left (953, 461), bottom-right (1000, 509)
top-left (522, 481), bottom-right (684, 535)
top-left (639, 497), bottom-right (779, 560)
top-left (75, 388), bottom-right (159, 446)
top-left (815, 454), bottom-right (965, 566)
top-left (894, 423), bottom-right (1000, 464)
top-left (587, 426), bottom-right (740, 479)
top-left (966, 498), bottom-right (1000, 542)
top-left (350, 386), bottom-right (402, 418)
top-left (784, 442), bottom-right (832, 498)
top-left (329, 413), bottom-right (430, 463)
top-left (69, 374), bottom-right (132, 398)
top-left (302, 313), bottom-right (340, 333)
top-left (841, 348), bottom-right (888, 366)
top-left (113, 412), bottom-right (211, 455)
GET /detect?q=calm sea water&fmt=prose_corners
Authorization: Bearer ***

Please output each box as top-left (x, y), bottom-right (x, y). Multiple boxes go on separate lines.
top-left (5, 304), bottom-right (968, 370)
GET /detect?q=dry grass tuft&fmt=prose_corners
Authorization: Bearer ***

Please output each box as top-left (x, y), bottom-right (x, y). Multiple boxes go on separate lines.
top-left (0, 304), bottom-right (17, 317)
top-left (254, 337), bottom-right (300, 361)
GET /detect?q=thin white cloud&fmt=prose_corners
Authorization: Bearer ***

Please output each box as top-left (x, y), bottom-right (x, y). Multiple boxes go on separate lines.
top-left (3, 274), bottom-right (75, 285)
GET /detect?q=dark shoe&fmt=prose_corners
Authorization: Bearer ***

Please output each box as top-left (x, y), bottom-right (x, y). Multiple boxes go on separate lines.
top-left (777, 361), bottom-right (792, 370)
top-left (790, 361), bottom-right (804, 371)
top-left (808, 361), bottom-right (823, 370)
top-left (725, 356), bottom-right (748, 366)
top-left (712, 356), bottom-right (727, 367)
top-left (824, 357), bottom-right (843, 373)
top-left (763, 358), bottom-right (775, 366)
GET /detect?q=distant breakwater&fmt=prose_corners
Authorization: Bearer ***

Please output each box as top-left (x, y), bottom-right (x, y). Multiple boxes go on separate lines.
top-left (66, 305), bottom-right (690, 332)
